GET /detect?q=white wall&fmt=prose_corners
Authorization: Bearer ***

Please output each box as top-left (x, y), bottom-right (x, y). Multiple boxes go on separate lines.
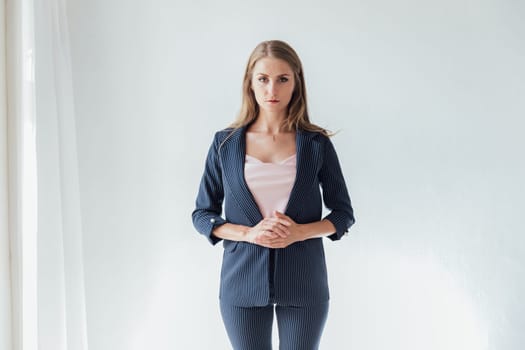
top-left (66, 0), bottom-right (525, 349)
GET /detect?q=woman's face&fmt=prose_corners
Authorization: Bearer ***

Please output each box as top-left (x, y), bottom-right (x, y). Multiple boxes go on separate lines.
top-left (250, 57), bottom-right (296, 115)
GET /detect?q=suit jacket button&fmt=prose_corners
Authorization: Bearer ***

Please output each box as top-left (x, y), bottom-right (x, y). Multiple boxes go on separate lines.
top-left (210, 218), bottom-right (216, 223)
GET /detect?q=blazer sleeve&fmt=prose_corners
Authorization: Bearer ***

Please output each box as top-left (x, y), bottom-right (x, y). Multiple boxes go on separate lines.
top-left (191, 132), bottom-right (228, 245)
top-left (318, 136), bottom-right (356, 240)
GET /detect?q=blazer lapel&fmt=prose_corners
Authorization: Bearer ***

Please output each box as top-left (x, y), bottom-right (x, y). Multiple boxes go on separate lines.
top-left (284, 130), bottom-right (321, 220)
top-left (219, 125), bottom-right (264, 225)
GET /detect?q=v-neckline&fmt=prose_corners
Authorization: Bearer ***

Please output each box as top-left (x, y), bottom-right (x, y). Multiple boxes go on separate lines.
top-left (218, 126), bottom-right (319, 225)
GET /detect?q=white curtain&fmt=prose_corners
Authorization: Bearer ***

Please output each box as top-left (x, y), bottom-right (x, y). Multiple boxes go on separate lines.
top-left (1, 1), bottom-right (14, 349)
top-left (3, 0), bottom-right (89, 349)
top-left (5, 1), bottom-right (38, 349)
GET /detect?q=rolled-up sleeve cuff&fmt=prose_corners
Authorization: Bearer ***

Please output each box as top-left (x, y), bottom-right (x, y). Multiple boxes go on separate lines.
top-left (324, 212), bottom-right (355, 241)
top-left (204, 216), bottom-right (227, 245)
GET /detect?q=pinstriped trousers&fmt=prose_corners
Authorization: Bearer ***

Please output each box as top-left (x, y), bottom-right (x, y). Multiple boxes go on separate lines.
top-left (219, 301), bottom-right (329, 350)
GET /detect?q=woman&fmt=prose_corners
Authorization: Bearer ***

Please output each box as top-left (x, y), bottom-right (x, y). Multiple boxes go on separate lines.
top-left (192, 40), bottom-right (355, 350)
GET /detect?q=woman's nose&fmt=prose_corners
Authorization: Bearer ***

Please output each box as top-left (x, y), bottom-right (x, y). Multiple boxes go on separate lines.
top-left (267, 81), bottom-right (278, 95)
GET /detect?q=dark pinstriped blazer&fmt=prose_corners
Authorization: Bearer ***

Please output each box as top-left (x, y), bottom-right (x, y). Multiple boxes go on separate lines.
top-left (192, 124), bottom-right (355, 307)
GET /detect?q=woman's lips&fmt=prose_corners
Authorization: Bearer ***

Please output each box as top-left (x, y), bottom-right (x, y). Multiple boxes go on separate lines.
top-left (266, 100), bottom-right (279, 103)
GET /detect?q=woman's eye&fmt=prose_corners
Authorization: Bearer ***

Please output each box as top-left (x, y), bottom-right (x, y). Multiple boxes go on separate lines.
top-left (257, 77), bottom-right (289, 83)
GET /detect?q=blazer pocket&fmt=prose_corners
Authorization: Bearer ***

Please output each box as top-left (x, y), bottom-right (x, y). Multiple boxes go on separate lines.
top-left (223, 239), bottom-right (239, 253)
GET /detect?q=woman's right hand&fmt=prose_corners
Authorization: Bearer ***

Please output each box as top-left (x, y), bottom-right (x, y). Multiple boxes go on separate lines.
top-left (244, 217), bottom-right (291, 246)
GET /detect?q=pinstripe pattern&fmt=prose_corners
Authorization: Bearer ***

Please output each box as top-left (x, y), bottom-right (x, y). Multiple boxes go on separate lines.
top-left (220, 301), bottom-right (329, 350)
top-left (275, 302), bottom-right (329, 350)
top-left (192, 125), bottom-right (355, 307)
top-left (219, 302), bottom-right (273, 350)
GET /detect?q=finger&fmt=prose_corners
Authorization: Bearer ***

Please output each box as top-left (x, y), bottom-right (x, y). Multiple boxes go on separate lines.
top-left (257, 235), bottom-right (280, 248)
top-left (264, 222), bottom-right (290, 237)
top-left (259, 222), bottom-right (274, 233)
top-left (267, 239), bottom-right (287, 249)
top-left (271, 215), bottom-right (293, 227)
top-left (276, 218), bottom-right (292, 227)
top-left (267, 217), bottom-right (292, 227)
top-left (279, 219), bottom-right (292, 226)
top-left (274, 225), bottom-right (291, 238)
top-left (272, 224), bottom-right (290, 238)
top-left (260, 230), bottom-right (279, 239)
top-left (273, 210), bottom-right (290, 220)
top-left (254, 236), bottom-right (272, 247)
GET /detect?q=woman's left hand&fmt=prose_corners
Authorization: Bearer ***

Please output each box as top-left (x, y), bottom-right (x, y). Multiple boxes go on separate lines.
top-left (254, 211), bottom-right (305, 248)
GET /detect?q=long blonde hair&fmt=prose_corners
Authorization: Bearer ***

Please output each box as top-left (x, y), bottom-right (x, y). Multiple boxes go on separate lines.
top-left (229, 40), bottom-right (331, 136)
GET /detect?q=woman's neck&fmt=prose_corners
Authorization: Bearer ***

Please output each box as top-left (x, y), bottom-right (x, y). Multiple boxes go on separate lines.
top-left (249, 112), bottom-right (287, 134)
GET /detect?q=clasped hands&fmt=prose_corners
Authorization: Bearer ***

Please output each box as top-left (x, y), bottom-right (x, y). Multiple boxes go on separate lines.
top-left (245, 210), bottom-right (304, 249)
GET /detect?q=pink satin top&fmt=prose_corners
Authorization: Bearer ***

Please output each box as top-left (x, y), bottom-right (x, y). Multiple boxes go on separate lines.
top-left (244, 154), bottom-right (297, 218)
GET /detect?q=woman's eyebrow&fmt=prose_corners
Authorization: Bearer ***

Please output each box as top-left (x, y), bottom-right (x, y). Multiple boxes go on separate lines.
top-left (255, 73), bottom-right (291, 76)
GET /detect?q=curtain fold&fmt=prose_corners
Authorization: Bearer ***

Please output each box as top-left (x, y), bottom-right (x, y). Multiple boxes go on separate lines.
top-left (34, 0), bottom-right (89, 349)
top-left (5, 0), bottom-right (89, 349)
top-left (1, 1), bottom-right (14, 349)
top-left (6, 0), bottom-right (38, 349)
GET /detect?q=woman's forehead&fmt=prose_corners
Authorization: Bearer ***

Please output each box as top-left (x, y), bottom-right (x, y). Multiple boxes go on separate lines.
top-left (252, 57), bottom-right (293, 76)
